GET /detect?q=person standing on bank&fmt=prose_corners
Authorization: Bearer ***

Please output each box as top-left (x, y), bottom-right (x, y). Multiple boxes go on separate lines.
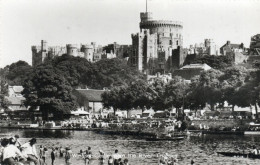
top-left (21, 138), bottom-right (43, 165)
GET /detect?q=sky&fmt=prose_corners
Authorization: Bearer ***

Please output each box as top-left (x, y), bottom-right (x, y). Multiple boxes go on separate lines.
top-left (0, 0), bottom-right (260, 68)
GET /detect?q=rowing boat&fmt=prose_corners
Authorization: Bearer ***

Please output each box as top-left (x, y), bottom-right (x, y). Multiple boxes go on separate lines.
top-left (217, 152), bottom-right (260, 159)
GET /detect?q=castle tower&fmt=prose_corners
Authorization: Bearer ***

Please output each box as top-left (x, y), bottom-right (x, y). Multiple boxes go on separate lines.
top-left (81, 44), bottom-right (94, 62)
top-left (130, 0), bottom-right (183, 74)
top-left (66, 44), bottom-right (78, 56)
top-left (41, 40), bottom-right (47, 51)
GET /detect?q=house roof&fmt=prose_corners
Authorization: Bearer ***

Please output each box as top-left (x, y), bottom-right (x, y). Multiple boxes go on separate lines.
top-left (180, 63), bottom-right (211, 70)
top-left (5, 96), bottom-right (25, 105)
top-left (9, 86), bottom-right (24, 93)
top-left (75, 89), bottom-right (105, 102)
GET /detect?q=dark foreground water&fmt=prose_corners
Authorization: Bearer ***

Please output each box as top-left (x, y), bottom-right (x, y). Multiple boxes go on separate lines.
top-left (1, 128), bottom-right (260, 165)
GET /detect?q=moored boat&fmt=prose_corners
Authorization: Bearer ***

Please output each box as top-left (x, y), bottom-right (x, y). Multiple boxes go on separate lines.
top-left (146, 136), bottom-right (184, 141)
top-left (217, 152), bottom-right (260, 159)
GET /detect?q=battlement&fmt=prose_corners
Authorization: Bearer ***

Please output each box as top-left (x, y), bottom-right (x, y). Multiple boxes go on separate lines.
top-left (31, 46), bottom-right (41, 51)
top-left (81, 44), bottom-right (94, 49)
top-left (66, 44), bottom-right (78, 48)
top-left (140, 20), bottom-right (183, 29)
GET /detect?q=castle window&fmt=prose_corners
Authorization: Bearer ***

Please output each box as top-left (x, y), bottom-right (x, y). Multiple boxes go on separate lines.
top-left (176, 41), bottom-right (179, 46)
top-left (169, 40), bottom-right (172, 45)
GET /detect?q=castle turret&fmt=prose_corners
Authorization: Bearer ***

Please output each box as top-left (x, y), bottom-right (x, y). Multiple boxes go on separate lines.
top-left (66, 44), bottom-right (78, 56)
top-left (81, 44), bottom-right (94, 62)
top-left (41, 40), bottom-right (47, 52)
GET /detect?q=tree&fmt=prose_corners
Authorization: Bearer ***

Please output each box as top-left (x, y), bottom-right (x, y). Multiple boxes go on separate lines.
top-left (149, 79), bottom-right (168, 111)
top-left (22, 65), bottom-right (77, 120)
top-left (51, 54), bottom-right (94, 88)
top-left (4, 61), bottom-right (32, 85)
top-left (164, 76), bottom-right (190, 119)
top-left (195, 69), bottom-right (224, 110)
top-left (102, 80), bottom-right (151, 117)
top-left (92, 58), bottom-right (145, 89)
top-left (186, 76), bottom-right (206, 116)
top-left (192, 55), bottom-right (234, 70)
top-left (220, 66), bottom-right (249, 111)
top-left (0, 95), bottom-right (10, 110)
top-left (101, 85), bottom-right (128, 115)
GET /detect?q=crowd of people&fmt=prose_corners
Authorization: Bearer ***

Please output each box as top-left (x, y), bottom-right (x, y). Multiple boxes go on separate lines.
top-left (0, 135), bottom-right (42, 165)
top-left (0, 135), bottom-right (130, 165)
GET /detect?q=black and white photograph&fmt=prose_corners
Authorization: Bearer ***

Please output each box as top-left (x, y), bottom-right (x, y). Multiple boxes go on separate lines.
top-left (1, 0), bottom-right (260, 164)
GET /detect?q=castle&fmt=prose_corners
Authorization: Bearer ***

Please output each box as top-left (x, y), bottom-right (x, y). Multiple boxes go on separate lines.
top-left (128, 10), bottom-right (184, 74)
top-left (31, 2), bottom-right (257, 74)
top-left (32, 40), bottom-right (131, 67)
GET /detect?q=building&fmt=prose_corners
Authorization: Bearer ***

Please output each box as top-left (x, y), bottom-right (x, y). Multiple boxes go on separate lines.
top-left (73, 88), bottom-right (110, 118)
top-left (173, 63), bottom-right (211, 80)
top-left (129, 9), bottom-right (183, 74)
top-left (220, 41), bottom-right (245, 56)
top-left (32, 40), bottom-right (128, 66)
top-left (4, 86), bottom-right (30, 119)
top-left (249, 34), bottom-right (260, 55)
top-left (188, 39), bottom-right (219, 56)
top-left (147, 73), bottom-right (172, 84)
top-left (32, 40), bottom-right (66, 66)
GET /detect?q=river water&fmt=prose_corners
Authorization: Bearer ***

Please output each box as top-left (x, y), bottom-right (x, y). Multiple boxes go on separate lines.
top-left (1, 128), bottom-right (260, 165)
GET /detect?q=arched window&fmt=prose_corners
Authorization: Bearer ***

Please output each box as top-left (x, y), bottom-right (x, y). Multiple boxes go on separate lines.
top-left (176, 41), bottom-right (179, 46)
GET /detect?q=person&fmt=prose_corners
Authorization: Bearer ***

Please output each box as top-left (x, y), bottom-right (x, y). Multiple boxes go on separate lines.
top-left (60, 146), bottom-right (65, 157)
top-left (112, 149), bottom-right (121, 165)
top-left (51, 148), bottom-right (56, 165)
top-left (79, 149), bottom-right (84, 157)
top-left (85, 146), bottom-right (92, 165)
top-left (123, 159), bottom-right (129, 165)
top-left (39, 145), bottom-right (44, 158)
top-left (42, 147), bottom-right (47, 164)
top-left (21, 138), bottom-right (42, 165)
top-left (108, 156), bottom-right (113, 165)
top-left (65, 147), bottom-right (72, 165)
top-left (13, 135), bottom-right (22, 148)
top-left (98, 150), bottom-right (105, 165)
top-left (2, 138), bottom-right (27, 165)
top-left (0, 138), bottom-right (9, 164)
top-left (252, 146), bottom-right (258, 155)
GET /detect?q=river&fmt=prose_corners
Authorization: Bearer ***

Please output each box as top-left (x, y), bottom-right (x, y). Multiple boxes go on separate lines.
top-left (1, 128), bottom-right (260, 165)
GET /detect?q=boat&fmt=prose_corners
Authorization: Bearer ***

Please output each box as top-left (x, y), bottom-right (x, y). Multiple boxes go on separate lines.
top-left (217, 152), bottom-right (260, 159)
top-left (244, 123), bottom-right (260, 135)
top-left (146, 136), bottom-right (185, 141)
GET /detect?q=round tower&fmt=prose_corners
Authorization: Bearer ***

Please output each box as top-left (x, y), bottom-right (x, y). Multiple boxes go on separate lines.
top-left (81, 44), bottom-right (94, 62)
top-left (66, 44), bottom-right (78, 56)
top-left (139, 15), bottom-right (183, 50)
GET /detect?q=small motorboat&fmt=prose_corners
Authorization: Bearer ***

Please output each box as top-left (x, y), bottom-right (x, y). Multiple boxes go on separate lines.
top-left (217, 152), bottom-right (260, 159)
